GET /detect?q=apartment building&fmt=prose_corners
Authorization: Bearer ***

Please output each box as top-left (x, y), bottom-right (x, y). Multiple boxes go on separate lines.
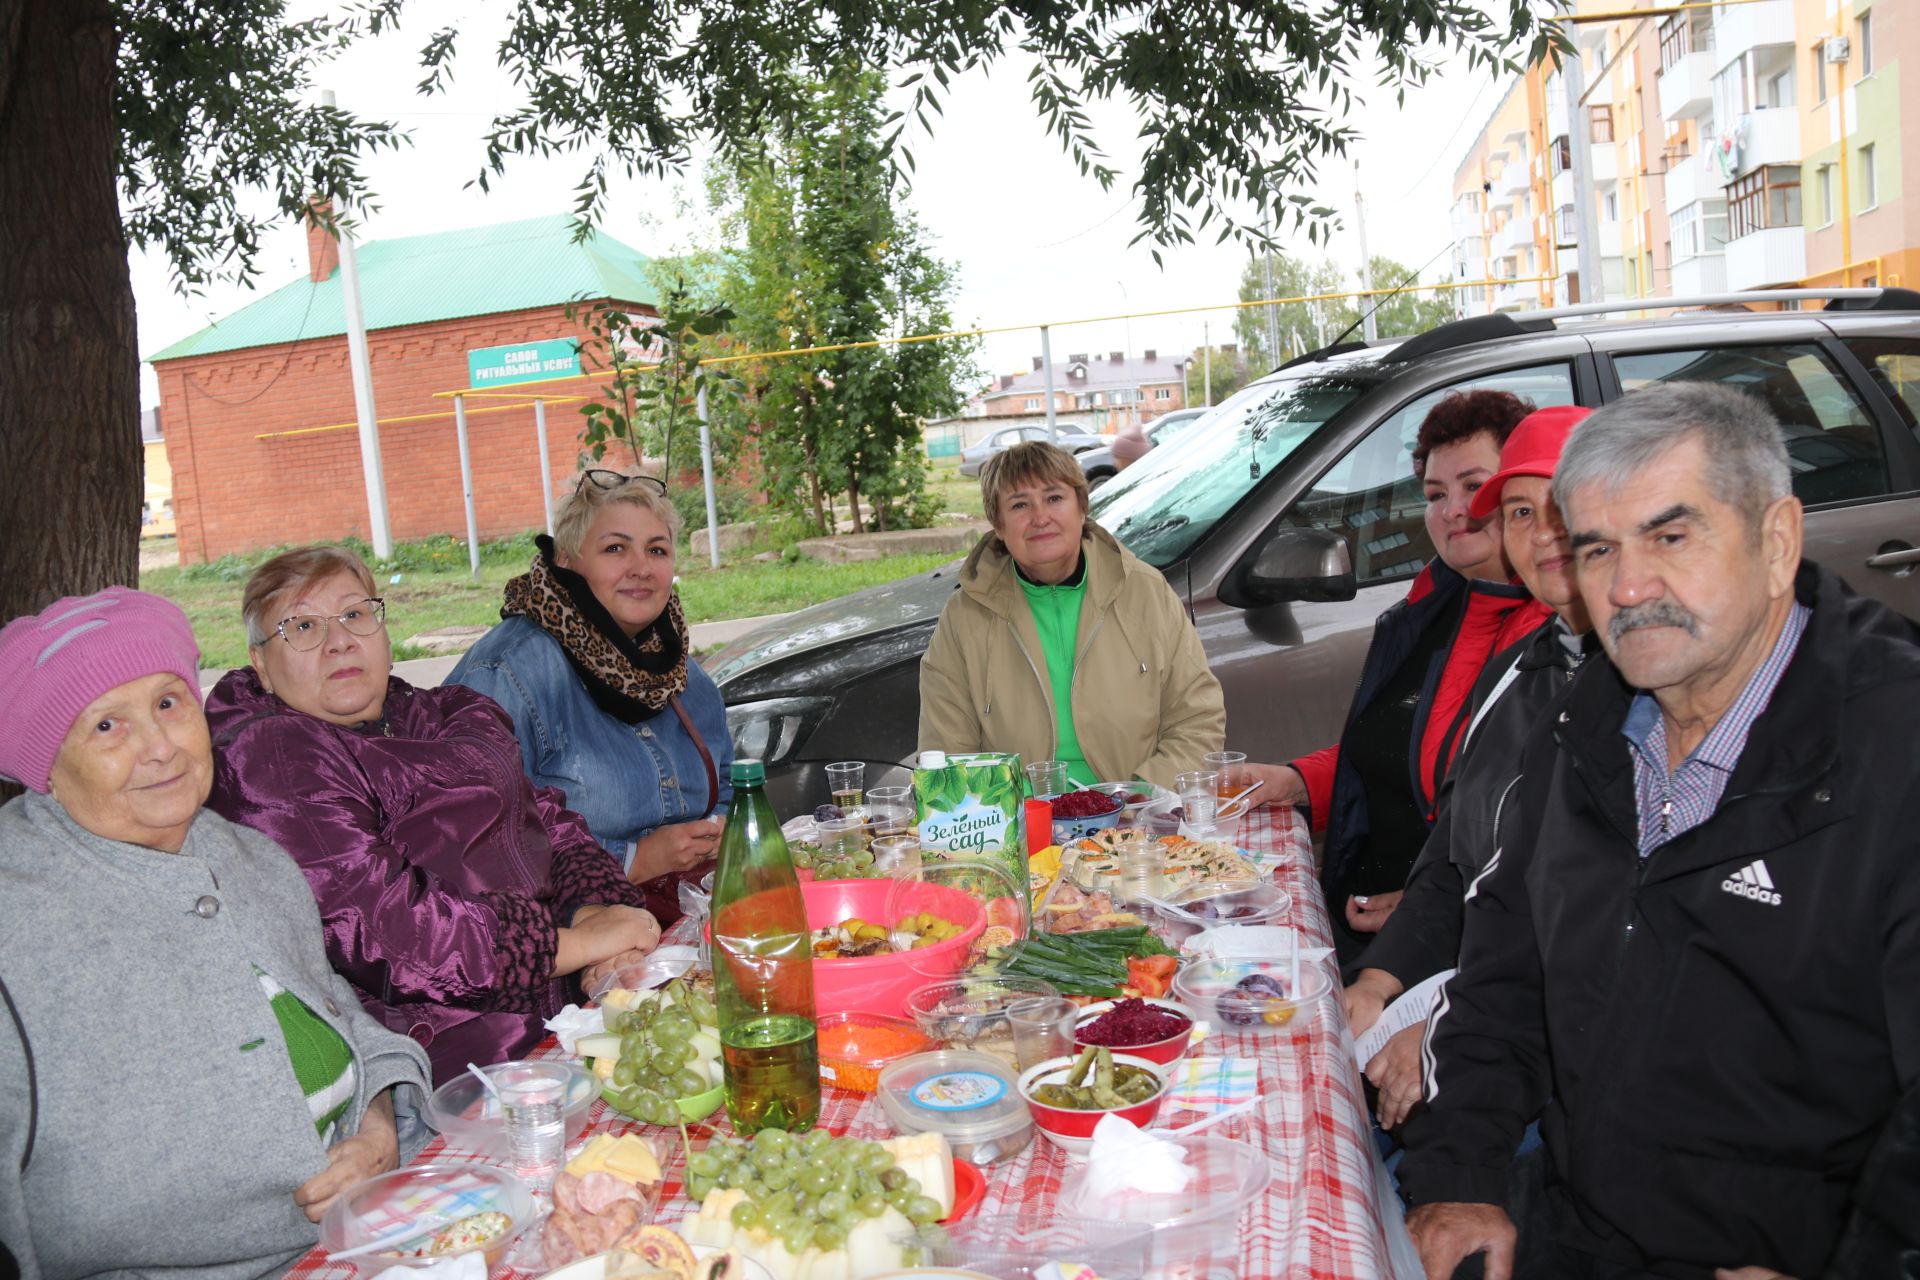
top-left (1449, 0), bottom-right (1910, 311)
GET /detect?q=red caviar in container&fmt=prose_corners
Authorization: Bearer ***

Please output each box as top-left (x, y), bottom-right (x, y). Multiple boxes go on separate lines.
top-left (817, 1012), bottom-right (934, 1093)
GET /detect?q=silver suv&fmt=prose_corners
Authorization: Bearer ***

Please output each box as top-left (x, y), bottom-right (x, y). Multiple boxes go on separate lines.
top-left (713, 291), bottom-right (1920, 814)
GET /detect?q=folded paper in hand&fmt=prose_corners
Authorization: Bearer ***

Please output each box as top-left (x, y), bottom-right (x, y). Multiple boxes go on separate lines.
top-left (543, 1003), bottom-right (606, 1055)
top-left (1351, 968), bottom-right (1455, 1068)
top-left (1075, 1114), bottom-right (1197, 1203)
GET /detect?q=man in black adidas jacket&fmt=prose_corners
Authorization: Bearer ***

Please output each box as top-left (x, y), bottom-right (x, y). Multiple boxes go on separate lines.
top-left (1400, 383), bottom-right (1920, 1279)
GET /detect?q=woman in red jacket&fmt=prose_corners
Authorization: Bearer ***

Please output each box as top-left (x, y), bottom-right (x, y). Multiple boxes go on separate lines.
top-left (1249, 390), bottom-right (1551, 963)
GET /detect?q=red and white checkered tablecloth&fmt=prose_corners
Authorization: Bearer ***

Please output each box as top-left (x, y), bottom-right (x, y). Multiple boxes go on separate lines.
top-left (287, 806), bottom-right (1408, 1280)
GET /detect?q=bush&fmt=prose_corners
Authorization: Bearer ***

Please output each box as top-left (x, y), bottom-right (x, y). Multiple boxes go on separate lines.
top-left (666, 481), bottom-right (755, 538)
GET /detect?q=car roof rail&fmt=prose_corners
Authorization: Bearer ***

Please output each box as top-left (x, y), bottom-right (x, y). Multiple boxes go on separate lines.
top-left (1518, 287), bottom-right (1891, 321)
top-left (1379, 313), bottom-right (1553, 364)
top-left (1823, 286), bottom-right (1920, 312)
top-left (1277, 341), bottom-right (1372, 370)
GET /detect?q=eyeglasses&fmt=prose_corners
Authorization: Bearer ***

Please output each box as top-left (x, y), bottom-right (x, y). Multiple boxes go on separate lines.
top-left (270, 598), bottom-right (386, 651)
top-left (576, 469), bottom-right (667, 496)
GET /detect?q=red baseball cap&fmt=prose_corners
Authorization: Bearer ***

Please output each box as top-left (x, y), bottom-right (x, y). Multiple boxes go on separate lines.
top-left (1468, 404), bottom-right (1594, 521)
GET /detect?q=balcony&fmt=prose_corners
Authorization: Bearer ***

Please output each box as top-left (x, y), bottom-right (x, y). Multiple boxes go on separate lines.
top-left (1492, 279), bottom-right (1535, 313)
top-left (1658, 50), bottom-right (1716, 120)
top-left (1450, 205), bottom-right (1484, 240)
top-left (1725, 226), bottom-right (1806, 290)
top-left (1597, 220), bottom-right (1623, 257)
top-left (1732, 109), bottom-right (1801, 176)
top-left (1671, 253), bottom-right (1728, 296)
top-left (1664, 150), bottom-right (1720, 213)
top-left (1712, 0), bottom-right (1794, 73)
top-left (1591, 144), bottom-right (1619, 187)
top-left (1492, 217), bottom-right (1528, 259)
top-left (1498, 162), bottom-right (1531, 199)
top-left (1551, 168), bottom-right (1572, 209)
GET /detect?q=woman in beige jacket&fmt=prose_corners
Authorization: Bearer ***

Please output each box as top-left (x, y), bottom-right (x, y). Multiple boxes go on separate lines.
top-left (918, 441), bottom-right (1225, 788)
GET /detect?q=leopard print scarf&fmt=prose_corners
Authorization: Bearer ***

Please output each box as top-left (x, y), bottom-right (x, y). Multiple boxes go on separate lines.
top-left (500, 535), bottom-right (690, 723)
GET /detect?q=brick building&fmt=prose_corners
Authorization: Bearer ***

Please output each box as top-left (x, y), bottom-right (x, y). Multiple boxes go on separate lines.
top-left (147, 214), bottom-right (658, 563)
top-left (966, 350), bottom-right (1189, 432)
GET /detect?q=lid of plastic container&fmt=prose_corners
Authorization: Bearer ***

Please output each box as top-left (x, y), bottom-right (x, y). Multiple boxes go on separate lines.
top-left (878, 1049), bottom-right (1031, 1143)
top-left (318, 1162), bottom-right (533, 1257)
top-left (1056, 1133), bottom-right (1270, 1230)
top-left (884, 857), bottom-right (1031, 979)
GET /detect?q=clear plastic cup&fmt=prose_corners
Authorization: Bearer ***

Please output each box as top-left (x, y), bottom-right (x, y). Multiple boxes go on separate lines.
top-left (493, 1061), bottom-right (573, 1191)
top-left (1007, 995), bottom-right (1079, 1071)
top-left (1115, 840), bottom-right (1169, 906)
top-left (1025, 759), bottom-right (1070, 799)
top-left (869, 834), bottom-right (922, 877)
top-left (1176, 770), bottom-right (1221, 829)
top-left (1205, 751), bottom-right (1250, 800)
top-left (825, 761), bottom-right (865, 809)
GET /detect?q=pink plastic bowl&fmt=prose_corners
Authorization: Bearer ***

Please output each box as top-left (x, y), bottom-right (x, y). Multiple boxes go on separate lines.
top-left (803, 878), bottom-right (986, 1020)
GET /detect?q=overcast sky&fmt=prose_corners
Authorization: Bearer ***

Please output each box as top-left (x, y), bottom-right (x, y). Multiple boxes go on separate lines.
top-left (129, 2), bottom-right (1513, 408)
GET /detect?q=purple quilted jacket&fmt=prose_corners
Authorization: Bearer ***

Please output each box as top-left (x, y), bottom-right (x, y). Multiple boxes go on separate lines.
top-left (204, 670), bottom-right (651, 1084)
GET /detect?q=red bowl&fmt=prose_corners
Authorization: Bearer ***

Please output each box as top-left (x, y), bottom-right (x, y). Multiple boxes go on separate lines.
top-left (943, 1158), bottom-right (986, 1224)
top-left (1017, 1052), bottom-right (1172, 1155)
top-left (1071, 997), bottom-right (1196, 1067)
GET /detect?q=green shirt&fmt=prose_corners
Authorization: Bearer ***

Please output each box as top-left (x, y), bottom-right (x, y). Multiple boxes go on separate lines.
top-left (1017, 560), bottom-right (1096, 786)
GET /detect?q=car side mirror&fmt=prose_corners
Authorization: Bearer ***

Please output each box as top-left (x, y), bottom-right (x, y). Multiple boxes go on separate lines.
top-left (1240, 528), bottom-right (1356, 605)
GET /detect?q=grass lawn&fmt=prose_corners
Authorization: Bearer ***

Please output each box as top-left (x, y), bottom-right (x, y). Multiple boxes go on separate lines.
top-left (144, 545), bottom-right (961, 670)
top-left (925, 459), bottom-right (984, 519)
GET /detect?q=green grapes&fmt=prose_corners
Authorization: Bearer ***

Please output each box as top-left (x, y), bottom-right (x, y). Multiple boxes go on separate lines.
top-left (684, 1128), bottom-right (943, 1256)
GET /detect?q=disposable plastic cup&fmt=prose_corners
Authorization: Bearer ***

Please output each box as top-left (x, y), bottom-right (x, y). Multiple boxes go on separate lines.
top-left (494, 1061), bottom-right (572, 1192)
top-left (870, 834), bottom-right (922, 877)
top-left (1205, 751), bottom-right (1250, 799)
top-left (1115, 841), bottom-right (1168, 907)
top-left (1176, 770), bottom-right (1221, 828)
top-left (1007, 996), bottom-right (1078, 1071)
top-left (826, 761), bottom-right (866, 808)
top-left (1025, 759), bottom-right (1070, 799)
top-left (816, 814), bottom-right (868, 862)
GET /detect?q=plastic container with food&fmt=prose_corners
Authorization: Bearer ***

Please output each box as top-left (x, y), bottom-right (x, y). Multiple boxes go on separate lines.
top-left (1084, 781), bottom-right (1178, 831)
top-left (816, 1010), bottom-right (935, 1093)
top-left (800, 877), bottom-right (986, 1019)
top-left (903, 974), bottom-right (1059, 1069)
top-left (318, 1164), bottom-right (533, 1274)
top-left (1148, 879), bottom-right (1291, 948)
top-left (876, 1048), bottom-right (1034, 1166)
top-left (1072, 996), bottom-right (1196, 1066)
top-left (898, 1215), bottom-right (1150, 1280)
top-left (425, 1060), bottom-right (599, 1157)
top-left (1057, 1133), bottom-right (1272, 1278)
top-left (1016, 1050), bottom-right (1173, 1157)
top-left (1171, 955), bottom-right (1334, 1034)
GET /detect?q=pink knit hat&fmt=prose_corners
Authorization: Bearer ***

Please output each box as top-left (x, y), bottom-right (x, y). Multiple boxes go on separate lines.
top-left (0, 586), bottom-right (202, 792)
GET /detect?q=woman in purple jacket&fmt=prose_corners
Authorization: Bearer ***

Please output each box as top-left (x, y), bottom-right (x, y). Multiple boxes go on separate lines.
top-left (204, 546), bottom-right (663, 1084)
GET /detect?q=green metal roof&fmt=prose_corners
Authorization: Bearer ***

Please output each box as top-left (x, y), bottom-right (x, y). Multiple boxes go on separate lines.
top-left (145, 214), bottom-right (659, 363)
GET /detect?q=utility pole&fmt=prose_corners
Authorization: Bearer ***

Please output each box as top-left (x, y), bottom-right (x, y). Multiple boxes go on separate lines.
top-left (1354, 163), bottom-right (1378, 343)
top-left (1039, 325), bottom-right (1059, 443)
top-left (322, 89), bottom-right (392, 559)
top-left (1564, 51), bottom-right (1603, 304)
top-left (1202, 321), bottom-right (1213, 407)
top-left (1259, 208), bottom-right (1280, 366)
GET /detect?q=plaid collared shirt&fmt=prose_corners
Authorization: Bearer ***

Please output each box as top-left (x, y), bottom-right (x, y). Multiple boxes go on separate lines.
top-left (1621, 602), bottom-right (1812, 858)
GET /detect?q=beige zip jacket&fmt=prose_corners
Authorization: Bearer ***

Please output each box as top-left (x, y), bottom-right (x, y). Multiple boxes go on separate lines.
top-left (917, 523), bottom-right (1225, 787)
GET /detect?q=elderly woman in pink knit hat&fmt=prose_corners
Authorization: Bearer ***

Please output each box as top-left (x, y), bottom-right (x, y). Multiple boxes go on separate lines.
top-left (0, 587), bottom-right (430, 1280)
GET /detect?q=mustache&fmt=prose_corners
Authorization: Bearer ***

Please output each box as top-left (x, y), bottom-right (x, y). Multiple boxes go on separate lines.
top-left (1608, 601), bottom-right (1700, 646)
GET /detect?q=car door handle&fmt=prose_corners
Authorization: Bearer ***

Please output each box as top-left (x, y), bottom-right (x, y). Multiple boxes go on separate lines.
top-left (1865, 547), bottom-right (1920, 570)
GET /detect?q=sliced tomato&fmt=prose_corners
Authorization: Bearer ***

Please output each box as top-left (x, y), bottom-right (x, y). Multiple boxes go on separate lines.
top-left (1127, 955), bottom-right (1175, 998)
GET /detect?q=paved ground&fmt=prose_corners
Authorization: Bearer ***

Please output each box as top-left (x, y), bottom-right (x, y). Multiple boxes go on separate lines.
top-left (197, 610), bottom-right (794, 693)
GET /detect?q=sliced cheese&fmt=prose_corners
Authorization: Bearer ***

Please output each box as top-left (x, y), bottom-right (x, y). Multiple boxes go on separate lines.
top-left (565, 1132), bottom-right (661, 1186)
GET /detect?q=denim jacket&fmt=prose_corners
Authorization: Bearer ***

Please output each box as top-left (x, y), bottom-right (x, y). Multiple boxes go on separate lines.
top-left (448, 616), bottom-right (734, 872)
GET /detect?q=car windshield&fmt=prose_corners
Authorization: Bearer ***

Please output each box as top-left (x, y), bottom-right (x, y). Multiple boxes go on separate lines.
top-left (1090, 361), bottom-right (1382, 567)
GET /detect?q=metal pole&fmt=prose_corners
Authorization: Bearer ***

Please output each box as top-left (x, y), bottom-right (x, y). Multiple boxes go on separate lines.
top-left (1039, 325), bottom-right (1058, 443)
top-left (534, 397), bottom-right (554, 537)
top-left (453, 394), bottom-right (480, 578)
top-left (697, 384), bottom-right (721, 570)
top-left (1259, 211), bottom-right (1280, 365)
top-left (322, 90), bottom-right (392, 560)
top-left (1354, 163), bottom-right (1378, 343)
top-left (1564, 52), bottom-right (1604, 304)
top-left (1202, 321), bottom-right (1213, 407)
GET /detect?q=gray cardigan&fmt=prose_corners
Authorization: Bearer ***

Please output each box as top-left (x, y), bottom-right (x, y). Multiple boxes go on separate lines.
top-left (0, 791), bottom-right (433, 1280)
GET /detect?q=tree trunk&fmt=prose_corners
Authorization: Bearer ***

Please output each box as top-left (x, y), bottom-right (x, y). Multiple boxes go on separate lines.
top-left (0, 0), bottom-right (139, 627)
top-left (846, 473), bottom-right (865, 534)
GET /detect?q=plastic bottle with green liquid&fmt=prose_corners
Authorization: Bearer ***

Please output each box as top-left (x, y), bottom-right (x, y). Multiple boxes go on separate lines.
top-left (710, 757), bottom-right (820, 1133)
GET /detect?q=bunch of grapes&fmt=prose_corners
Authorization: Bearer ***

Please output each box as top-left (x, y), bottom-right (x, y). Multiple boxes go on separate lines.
top-left (606, 979), bottom-right (721, 1126)
top-left (682, 1129), bottom-right (946, 1254)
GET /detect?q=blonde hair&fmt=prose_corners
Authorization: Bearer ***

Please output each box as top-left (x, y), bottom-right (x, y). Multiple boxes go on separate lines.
top-left (243, 546), bottom-right (378, 646)
top-left (979, 440), bottom-right (1091, 528)
top-left (554, 471), bottom-right (685, 559)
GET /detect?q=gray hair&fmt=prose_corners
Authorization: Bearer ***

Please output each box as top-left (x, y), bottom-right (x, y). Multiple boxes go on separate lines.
top-left (1552, 382), bottom-right (1791, 534)
top-left (553, 470), bottom-right (685, 559)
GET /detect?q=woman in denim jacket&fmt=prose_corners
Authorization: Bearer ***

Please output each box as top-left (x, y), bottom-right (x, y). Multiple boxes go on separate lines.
top-left (450, 471), bottom-right (733, 920)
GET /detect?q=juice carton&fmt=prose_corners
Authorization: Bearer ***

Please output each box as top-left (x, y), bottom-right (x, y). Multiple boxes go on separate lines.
top-left (912, 750), bottom-right (1029, 902)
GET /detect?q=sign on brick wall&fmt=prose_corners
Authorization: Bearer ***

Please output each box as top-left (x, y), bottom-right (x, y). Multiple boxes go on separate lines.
top-left (466, 338), bottom-right (581, 387)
